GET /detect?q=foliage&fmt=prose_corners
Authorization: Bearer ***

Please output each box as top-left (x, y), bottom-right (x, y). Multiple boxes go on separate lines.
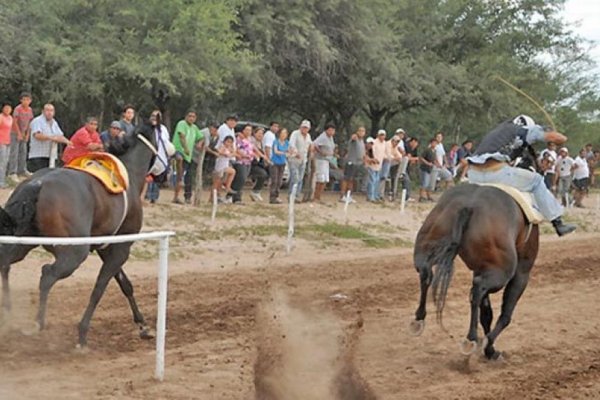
top-left (0, 0), bottom-right (597, 145)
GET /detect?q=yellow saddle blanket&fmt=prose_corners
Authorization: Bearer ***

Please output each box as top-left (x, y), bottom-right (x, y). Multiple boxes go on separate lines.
top-left (66, 152), bottom-right (129, 194)
top-left (480, 183), bottom-right (545, 224)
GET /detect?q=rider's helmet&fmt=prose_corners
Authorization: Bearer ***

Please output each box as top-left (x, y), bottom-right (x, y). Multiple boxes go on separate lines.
top-left (512, 115), bottom-right (535, 127)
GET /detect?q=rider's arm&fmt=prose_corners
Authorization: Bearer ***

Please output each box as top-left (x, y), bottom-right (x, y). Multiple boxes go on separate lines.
top-left (524, 125), bottom-right (566, 145)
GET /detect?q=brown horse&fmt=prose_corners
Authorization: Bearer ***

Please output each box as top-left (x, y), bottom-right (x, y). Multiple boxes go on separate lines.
top-left (409, 183), bottom-right (539, 360)
top-left (0, 119), bottom-right (159, 347)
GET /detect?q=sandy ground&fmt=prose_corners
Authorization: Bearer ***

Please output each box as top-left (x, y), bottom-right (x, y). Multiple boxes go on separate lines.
top-left (0, 186), bottom-right (599, 399)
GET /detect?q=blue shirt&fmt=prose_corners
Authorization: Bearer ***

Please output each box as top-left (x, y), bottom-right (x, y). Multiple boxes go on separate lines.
top-left (271, 139), bottom-right (289, 165)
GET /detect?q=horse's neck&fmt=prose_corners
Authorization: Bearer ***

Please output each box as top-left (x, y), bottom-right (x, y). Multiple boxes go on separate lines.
top-left (120, 143), bottom-right (152, 196)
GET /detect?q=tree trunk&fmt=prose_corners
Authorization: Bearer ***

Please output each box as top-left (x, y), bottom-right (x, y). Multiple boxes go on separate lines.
top-left (193, 148), bottom-right (206, 207)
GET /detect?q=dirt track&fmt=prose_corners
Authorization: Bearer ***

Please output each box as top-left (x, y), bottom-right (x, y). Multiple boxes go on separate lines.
top-left (0, 233), bottom-right (599, 399)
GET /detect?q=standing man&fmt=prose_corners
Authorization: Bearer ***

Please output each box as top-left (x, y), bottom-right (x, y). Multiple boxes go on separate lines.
top-left (429, 131), bottom-right (453, 192)
top-left (8, 93), bottom-right (34, 182)
top-left (555, 147), bottom-right (574, 206)
top-left (339, 126), bottom-right (366, 203)
top-left (217, 114), bottom-right (238, 145)
top-left (573, 148), bottom-right (590, 208)
top-left (419, 138), bottom-right (438, 202)
top-left (288, 119), bottom-right (313, 201)
top-left (262, 121), bottom-right (279, 162)
top-left (403, 137), bottom-right (420, 201)
top-left (313, 123), bottom-right (336, 202)
top-left (373, 130), bottom-right (388, 200)
top-left (28, 104), bottom-right (71, 172)
top-left (456, 139), bottom-right (474, 181)
top-left (172, 110), bottom-right (204, 204)
top-left (120, 104), bottom-right (136, 135)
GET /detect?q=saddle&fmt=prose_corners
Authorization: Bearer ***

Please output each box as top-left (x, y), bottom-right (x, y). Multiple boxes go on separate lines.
top-left (65, 152), bottom-right (129, 194)
top-left (479, 183), bottom-right (544, 224)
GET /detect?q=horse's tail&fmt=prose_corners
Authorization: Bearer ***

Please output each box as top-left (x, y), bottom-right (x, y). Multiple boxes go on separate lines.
top-left (2, 180), bottom-right (43, 236)
top-left (431, 207), bottom-right (473, 324)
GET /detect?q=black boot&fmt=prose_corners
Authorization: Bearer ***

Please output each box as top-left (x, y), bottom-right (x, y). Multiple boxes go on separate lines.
top-left (551, 218), bottom-right (576, 237)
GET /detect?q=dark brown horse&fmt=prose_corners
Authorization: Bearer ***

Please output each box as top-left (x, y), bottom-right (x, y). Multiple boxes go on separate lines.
top-left (0, 119), bottom-right (159, 347)
top-left (410, 182), bottom-right (539, 360)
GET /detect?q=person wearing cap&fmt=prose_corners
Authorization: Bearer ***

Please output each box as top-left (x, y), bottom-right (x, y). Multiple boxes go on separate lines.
top-left (100, 120), bottom-right (126, 150)
top-left (288, 119), bottom-right (313, 201)
top-left (313, 123), bottom-right (336, 202)
top-left (386, 135), bottom-right (403, 200)
top-left (555, 147), bottom-right (574, 206)
top-left (395, 128), bottom-right (407, 154)
top-left (467, 115), bottom-right (576, 236)
top-left (364, 136), bottom-right (381, 202)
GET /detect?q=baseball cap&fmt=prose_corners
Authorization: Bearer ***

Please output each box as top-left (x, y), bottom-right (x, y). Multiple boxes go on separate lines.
top-left (395, 128), bottom-right (405, 134)
top-left (377, 129), bottom-right (386, 136)
top-left (110, 121), bottom-right (121, 128)
top-left (366, 137), bottom-right (375, 143)
top-left (300, 119), bottom-right (311, 128)
top-left (559, 147), bottom-right (568, 153)
top-left (392, 135), bottom-right (401, 142)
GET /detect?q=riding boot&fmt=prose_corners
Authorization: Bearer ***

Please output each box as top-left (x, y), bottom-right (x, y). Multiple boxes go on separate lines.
top-left (551, 217), bottom-right (576, 236)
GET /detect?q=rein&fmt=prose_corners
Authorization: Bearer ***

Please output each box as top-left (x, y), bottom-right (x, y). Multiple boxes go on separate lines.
top-left (137, 134), bottom-right (159, 155)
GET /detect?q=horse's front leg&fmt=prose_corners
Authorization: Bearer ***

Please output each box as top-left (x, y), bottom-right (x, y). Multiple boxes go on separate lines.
top-left (1, 264), bottom-right (11, 313)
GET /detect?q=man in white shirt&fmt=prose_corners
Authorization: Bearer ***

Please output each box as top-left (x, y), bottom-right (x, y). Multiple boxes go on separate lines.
top-left (429, 131), bottom-right (453, 192)
top-left (573, 148), bottom-right (590, 207)
top-left (262, 121), bottom-right (279, 162)
top-left (217, 114), bottom-right (238, 145)
top-left (288, 119), bottom-right (313, 201)
top-left (555, 147), bottom-right (574, 206)
top-left (539, 142), bottom-right (558, 191)
top-left (28, 103), bottom-right (71, 171)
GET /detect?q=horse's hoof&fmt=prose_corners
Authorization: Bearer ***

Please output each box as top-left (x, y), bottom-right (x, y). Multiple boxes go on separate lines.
top-left (408, 319), bottom-right (425, 336)
top-left (459, 338), bottom-right (478, 355)
top-left (139, 327), bottom-right (155, 340)
top-left (20, 321), bottom-right (40, 336)
top-left (74, 344), bottom-right (90, 354)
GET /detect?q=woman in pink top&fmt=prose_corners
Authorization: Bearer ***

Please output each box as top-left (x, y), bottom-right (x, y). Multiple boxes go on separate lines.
top-left (230, 124), bottom-right (255, 203)
top-left (0, 103), bottom-right (14, 188)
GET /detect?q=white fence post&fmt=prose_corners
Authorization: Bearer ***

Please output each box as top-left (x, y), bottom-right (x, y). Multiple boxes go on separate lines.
top-left (211, 189), bottom-right (218, 223)
top-left (155, 236), bottom-right (170, 381)
top-left (400, 189), bottom-right (407, 213)
top-left (0, 231), bottom-right (175, 381)
top-left (287, 184), bottom-right (298, 254)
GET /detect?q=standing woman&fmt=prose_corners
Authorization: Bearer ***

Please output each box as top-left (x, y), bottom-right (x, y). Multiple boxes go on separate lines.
top-left (269, 128), bottom-right (289, 204)
top-left (0, 103), bottom-right (13, 188)
top-left (230, 124), bottom-right (254, 203)
top-left (249, 126), bottom-right (270, 202)
top-left (145, 110), bottom-right (174, 204)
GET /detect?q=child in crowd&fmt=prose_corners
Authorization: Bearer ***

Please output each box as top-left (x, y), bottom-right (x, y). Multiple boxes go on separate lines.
top-left (212, 135), bottom-right (237, 202)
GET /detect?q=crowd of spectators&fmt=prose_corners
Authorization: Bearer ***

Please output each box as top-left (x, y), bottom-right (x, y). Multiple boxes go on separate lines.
top-left (0, 94), bottom-right (597, 210)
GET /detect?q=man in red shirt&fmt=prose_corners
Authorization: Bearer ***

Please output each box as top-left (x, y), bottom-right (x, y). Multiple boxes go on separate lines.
top-left (62, 117), bottom-right (104, 165)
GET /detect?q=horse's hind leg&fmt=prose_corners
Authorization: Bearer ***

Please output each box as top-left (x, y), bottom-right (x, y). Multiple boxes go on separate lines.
top-left (1, 245), bottom-right (36, 313)
top-left (480, 294), bottom-right (493, 335)
top-left (462, 270), bottom-right (509, 355)
top-left (410, 263), bottom-right (432, 336)
top-left (114, 269), bottom-right (154, 339)
top-left (37, 245), bottom-right (89, 330)
top-left (484, 269), bottom-right (530, 360)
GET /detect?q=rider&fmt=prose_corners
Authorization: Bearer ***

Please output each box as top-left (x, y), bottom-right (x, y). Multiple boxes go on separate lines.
top-left (467, 115), bottom-right (576, 236)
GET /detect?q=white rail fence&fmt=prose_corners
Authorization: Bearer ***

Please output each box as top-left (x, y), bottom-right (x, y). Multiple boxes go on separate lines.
top-left (0, 230), bottom-right (175, 381)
